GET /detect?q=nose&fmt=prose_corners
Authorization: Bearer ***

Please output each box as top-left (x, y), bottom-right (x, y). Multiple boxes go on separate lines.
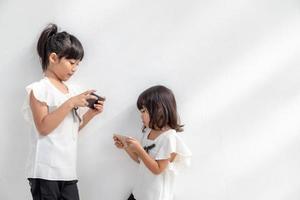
top-left (72, 66), bottom-right (77, 72)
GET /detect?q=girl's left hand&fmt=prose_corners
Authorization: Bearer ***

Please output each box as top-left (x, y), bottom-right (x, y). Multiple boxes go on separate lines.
top-left (88, 100), bottom-right (105, 116)
top-left (126, 137), bottom-right (143, 153)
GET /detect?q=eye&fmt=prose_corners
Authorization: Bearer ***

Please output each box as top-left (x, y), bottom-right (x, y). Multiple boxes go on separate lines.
top-left (141, 108), bottom-right (148, 113)
top-left (68, 59), bottom-right (78, 65)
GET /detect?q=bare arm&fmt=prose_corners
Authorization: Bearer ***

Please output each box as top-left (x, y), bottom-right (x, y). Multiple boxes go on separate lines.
top-left (124, 147), bottom-right (140, 163)
top-left (30, 90), bottom-right (96, 136)
top-left (113, 136), bottom-right (140, 163)
top-left (127, 137), bottom-right (177, 175)
top-left (78, 111), bottom-right (95, 131)
top-left (79, 100), bottom-right (104, 131)
top-left (30, 91), bottom-right (73, 135)
top-left (136, 147), bottom-right (177, 175)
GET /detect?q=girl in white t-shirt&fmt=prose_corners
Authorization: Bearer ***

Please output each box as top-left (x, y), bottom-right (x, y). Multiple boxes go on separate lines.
top-left (23, 23), bottom-right (105, 200)
top-left (113, 85), bottom-right (192, 200)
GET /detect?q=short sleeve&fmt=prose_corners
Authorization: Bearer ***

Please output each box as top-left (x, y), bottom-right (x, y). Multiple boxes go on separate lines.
top-left (155, 133), bottom-right (192, 173)
top-left (22, 80), bottom-right (61, 123)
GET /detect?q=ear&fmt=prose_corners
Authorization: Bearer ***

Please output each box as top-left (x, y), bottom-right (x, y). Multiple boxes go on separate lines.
top-left (48, 53), bottom-right (58, 64)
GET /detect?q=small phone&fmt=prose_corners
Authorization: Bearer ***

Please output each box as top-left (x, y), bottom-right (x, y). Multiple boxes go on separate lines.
top-left (113, 134), bottom-right (129, 148)
top-left (87, 93), bottom-right (105, 109)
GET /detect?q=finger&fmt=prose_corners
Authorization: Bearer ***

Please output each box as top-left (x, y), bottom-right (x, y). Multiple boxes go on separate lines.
top-left (94, 103), bottom-right (103, 107)
top-left (116, 142), bottom-right (123, 147)
top-left (126, 137), bottom-right (135, 141)
top-left (99, 96), bottom-right (106, 101)
top-left (83, 90), bottom-right (96, 95)
top-left (126, 138), bottom-right (135, 143)
top-left (86, 94), bottom-right (98, 100)
top-left (113, 136), bottom-right (122, 142)
top-left (95, 109), bottom-right (103, 112)
top-left (114, 142), bottom-right (121, 147)
top-left (113, 136), bottom-right (120, 142)
top-left (94, 106), bottom-right (103, 111)
top-left (97, 101), bottom-right (104, 105)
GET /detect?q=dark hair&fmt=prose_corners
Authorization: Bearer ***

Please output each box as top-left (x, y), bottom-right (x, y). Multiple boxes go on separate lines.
top-left (37, 23), bottom-right (84, 71)
top-left (137, 85), bottom-right (184, 132)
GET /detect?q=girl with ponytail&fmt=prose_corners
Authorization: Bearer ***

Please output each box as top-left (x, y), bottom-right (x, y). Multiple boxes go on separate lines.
top-left (23, 24), bottom-right (105, 200)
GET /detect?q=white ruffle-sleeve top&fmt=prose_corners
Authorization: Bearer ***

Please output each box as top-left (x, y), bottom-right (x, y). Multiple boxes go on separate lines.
top-left (22, 77), bottom-right (83, 181)
top-left (132, 129), bottom-right (192, 200)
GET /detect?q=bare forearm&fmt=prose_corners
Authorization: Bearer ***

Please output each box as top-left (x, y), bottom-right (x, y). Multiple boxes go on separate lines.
top-left (79, 111), bottom-right (96, 131)
top-left (137, 150), bottom-right (161, 174)
top-left (125, 148), bottom-right (140, 163)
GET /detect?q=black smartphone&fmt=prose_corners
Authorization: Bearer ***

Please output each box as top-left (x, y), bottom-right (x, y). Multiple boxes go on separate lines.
top-left (87, 93), bottom-right (105, 109)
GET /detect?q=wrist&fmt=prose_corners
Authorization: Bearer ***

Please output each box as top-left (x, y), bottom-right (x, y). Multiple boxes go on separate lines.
top-left (135, 146), bottom-right (144, 155)
top-left (87, 109), bottom-right (97, 117)
top-left (67, 98), bottom-right (75, 109)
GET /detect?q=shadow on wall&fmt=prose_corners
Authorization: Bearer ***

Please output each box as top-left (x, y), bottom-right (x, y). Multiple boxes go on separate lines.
top-left (77, 104), bottom-right (142, 200)
top-left (0, 39), bottom-right (42, 199)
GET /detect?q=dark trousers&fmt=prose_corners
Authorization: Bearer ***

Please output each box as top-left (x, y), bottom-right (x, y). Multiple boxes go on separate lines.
top-left (28, 178), bottom-right (80, 200)
top-left (128, 193), bottom-right (136, 200)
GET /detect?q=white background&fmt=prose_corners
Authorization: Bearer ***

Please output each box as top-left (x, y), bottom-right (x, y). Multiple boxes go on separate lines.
top-left (1, 0), bottom-right (300, 199)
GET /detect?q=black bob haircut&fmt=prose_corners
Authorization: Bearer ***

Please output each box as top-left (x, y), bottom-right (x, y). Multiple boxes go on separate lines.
top-left (137, 85), bottom-right (184, 132)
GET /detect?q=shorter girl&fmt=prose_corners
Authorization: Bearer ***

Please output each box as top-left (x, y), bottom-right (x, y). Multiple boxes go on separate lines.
top-left (113, 85), bottom-right (192, 200)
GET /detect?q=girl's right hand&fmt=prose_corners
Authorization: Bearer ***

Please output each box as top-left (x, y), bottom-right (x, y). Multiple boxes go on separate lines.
top-left (68, 90), bottom-right (97, 108)
top-left (113, 136), bottom-right (125, 149)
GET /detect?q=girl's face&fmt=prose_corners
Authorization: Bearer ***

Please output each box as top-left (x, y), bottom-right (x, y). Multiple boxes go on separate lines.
top-left (140, 107), bottom-right (150, 127)
top-left (48, 53), bottom-right (80, 81)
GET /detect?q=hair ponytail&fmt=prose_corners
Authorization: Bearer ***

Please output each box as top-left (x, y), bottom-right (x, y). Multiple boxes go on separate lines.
top-left (37, 24), bottom-right (58, 71)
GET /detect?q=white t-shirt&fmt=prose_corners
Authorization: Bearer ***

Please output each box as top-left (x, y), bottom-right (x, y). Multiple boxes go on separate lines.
top-left (22, 77), bottom-right (83, 181)
top-left (132, 129), bottom-right (192, 200)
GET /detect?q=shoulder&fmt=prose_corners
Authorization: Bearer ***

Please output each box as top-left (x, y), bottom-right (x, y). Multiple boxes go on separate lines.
top-left (25, 78), bottom-right (48, 94)
top-left (26, 78), bottom-right (46, 87)
top-left (155, 129), bottom-right (176, 146)
top-left (25, 78), bottom-right (60, 106)
top-left (162, 129), bottom-right (177, 140)
top-left (159, 129), bottom-right (188, 148)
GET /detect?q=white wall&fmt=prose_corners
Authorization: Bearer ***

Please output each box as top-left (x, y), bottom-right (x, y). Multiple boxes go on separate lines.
top-left (1, 0), bottom-right (300, 199)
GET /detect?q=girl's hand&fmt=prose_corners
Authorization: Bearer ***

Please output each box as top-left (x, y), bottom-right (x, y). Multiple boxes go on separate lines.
top-left (69, 90), bottom-right (97, 108)
top-left (87, 100), bottom-right (105, 116)
top-left (113, 136), bottom-right (125, 149)
top-left (126, 137), bottom-right (143, 153)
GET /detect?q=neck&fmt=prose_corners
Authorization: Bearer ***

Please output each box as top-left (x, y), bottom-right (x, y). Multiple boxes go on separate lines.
top-left (152, 126), bottom-right (170, 134)
top-left (44, 70), bottom-right (62, 83)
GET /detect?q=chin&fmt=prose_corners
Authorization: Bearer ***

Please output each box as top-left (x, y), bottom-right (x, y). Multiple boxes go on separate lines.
top-left (63, 76), bottom-right (70, 81)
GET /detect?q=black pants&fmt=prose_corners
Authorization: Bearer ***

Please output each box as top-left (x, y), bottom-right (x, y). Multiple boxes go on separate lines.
top-left (128, 193), bottom-right (136, 200)
top-left (28, 178), bottom-right (80, 200)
